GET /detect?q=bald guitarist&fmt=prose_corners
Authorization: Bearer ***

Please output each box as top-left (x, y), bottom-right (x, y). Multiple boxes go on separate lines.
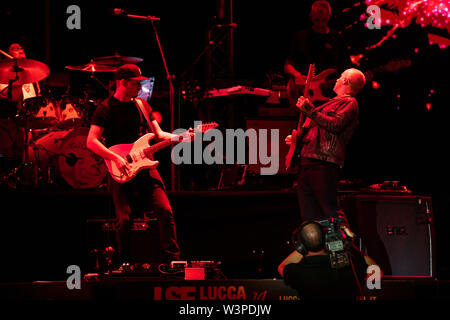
top-left (285, 68), bottom-right (365, 222)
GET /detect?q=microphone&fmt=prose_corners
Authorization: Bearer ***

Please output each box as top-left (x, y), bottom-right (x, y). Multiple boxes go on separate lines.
top-left (112, 8), bottom-right (160, 21)
top-left (216, 23), bottom-right (238, 28)
top-left (112, 8), bottom-right (125, 15)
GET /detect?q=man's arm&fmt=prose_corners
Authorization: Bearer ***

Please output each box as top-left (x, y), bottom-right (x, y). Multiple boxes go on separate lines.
top-left (284, 59), bottom-right (306, 81)
top-left (143, 99), bottom-right (194, 142)
top-left (278, 250), bottom-right (303, 277)
top-left (139, 99), bottom-right (177, 141)
top-left (297, 97), bottom-right (358, 134)
top-left (151, 119), bottom-right (178, 141)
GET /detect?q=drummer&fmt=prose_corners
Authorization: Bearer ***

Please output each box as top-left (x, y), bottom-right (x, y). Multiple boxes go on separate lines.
top-left (0, 43), bottom-right (41, 110)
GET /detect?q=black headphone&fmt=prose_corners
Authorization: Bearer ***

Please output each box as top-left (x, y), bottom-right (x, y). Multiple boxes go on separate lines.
top-left (293, 220), bottom-right (326, 255)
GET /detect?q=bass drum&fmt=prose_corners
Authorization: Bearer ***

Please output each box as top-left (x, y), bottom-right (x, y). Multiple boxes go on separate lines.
top-left (57, 127), bottom-right (106, 189)
top-left (31, 127), bottom-right (106, 189)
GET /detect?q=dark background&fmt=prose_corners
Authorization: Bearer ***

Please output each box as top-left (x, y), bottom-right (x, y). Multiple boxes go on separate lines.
top-left (1, 0), bottom-right (449, 279)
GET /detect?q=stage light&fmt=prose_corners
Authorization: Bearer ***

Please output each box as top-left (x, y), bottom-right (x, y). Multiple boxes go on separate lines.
top-left (372, 80), bottom-right (381, 89)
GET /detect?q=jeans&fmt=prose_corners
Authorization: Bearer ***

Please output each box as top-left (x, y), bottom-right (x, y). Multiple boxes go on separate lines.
top-left (109, 170), bottom-right (180, 263)
top-left (296, 157), bottom-right (341, 222)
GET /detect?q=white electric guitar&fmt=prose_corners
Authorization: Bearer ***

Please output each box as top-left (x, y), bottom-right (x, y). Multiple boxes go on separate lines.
top-left (105, 122), bottom-right (219, 183)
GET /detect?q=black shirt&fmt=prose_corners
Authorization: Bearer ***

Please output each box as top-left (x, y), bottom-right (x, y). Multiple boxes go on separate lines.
top-left (283, 251), bottom-right (366, 300)
top-left (91, 96), bottom-right (163, 183)
top-left (287, 28), bottom-right (350, 76)
top-left (91, 96), bottom-right (152, 147)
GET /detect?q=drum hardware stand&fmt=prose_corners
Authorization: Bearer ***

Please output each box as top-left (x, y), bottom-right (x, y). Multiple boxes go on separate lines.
top-left (6, 105), bottom-right (49, 188)
top-left (8, 115), bottom-right (38, 188)
top-left (0, 61), bottom-right (20, 102)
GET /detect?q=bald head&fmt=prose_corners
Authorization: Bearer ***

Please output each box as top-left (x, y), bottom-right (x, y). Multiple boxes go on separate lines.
top-left (334, 68), bottom-right (366, 96)
top-left (346, 68), bottom-right (366, 94)
top-left (299, 222), bottom-right (325, 253)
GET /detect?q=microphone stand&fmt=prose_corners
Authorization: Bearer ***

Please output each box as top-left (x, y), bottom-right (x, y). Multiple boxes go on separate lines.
top-left (118, 11), bottom-right (177, 191)
top-left (150, 20), bottom-right (177, 192)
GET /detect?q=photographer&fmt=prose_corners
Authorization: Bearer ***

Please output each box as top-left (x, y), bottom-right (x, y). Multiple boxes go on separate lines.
top-left (278, 220), bottom-right (379, 300)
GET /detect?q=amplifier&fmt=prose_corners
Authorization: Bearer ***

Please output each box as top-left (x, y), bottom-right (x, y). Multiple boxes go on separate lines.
top-left (86, 217), bottom-right (163, 269)
top-left (340, 194), bottom-right (436, 278)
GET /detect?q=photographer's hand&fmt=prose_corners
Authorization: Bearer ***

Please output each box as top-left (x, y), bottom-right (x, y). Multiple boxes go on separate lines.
top-left (278, 251), bottom-right (303, 277)
top-left (343, 226), bottom-right (356, 239)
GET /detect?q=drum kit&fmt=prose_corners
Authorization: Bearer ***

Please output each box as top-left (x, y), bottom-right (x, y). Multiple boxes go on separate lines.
top-left (0, 53), bottom-right (143, 189)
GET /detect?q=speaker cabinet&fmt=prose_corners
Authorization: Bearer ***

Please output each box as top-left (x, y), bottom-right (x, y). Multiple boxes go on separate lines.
top-left (86, 217), bottom-right (163, 268)
top-left (340, 194), bottom-right (436, 278)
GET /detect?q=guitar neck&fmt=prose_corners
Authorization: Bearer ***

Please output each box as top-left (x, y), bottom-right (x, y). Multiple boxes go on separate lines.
top-left (144, 133), bottom-right (185, 155)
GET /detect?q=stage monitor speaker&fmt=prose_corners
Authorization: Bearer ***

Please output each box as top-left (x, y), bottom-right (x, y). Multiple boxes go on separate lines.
top-left (340, 194), bottom-right (436, 278)
top-left (245, 118), bottom-right (296, 175)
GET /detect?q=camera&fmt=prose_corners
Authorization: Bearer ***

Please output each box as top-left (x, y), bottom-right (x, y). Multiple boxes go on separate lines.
top-left (319, 217), bottom-right (354, 269)
top-left (292, 217), bottom-right (354, 269)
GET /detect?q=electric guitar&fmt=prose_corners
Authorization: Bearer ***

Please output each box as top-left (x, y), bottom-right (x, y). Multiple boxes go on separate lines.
top-left (286, 58), bottom-right (412, 107)
top-left (285, 64), bottom-right (315, 170)
top-left (287, 68), bottom-right (336, 107)
top-left (105, 122), bottom-right (219, 183)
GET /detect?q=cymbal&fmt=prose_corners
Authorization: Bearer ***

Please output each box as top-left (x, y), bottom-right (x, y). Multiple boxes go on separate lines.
top-left (93, 54), bottom-right (143, 65)
top-left (65, 60), bottom-right (117, 72)
top-left (0, 58), bottom-right (50, 85)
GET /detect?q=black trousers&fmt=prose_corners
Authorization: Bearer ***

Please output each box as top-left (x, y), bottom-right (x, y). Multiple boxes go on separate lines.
top-left (296, 158), bottom-right (342, 222)
top-left (109, 170), bottom-right (180, 263)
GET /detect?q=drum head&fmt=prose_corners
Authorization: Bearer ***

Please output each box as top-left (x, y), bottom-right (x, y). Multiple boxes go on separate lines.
top-left (57, 100), bottom-right (84, 129)
top-left (57, 127), bottom-right (106, 189)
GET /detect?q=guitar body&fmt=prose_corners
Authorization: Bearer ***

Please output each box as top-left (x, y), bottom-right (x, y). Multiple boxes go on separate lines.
top-left (105, 133), bottom-right (158, 183)
top-left (104, 122), bottom-right (219, 183)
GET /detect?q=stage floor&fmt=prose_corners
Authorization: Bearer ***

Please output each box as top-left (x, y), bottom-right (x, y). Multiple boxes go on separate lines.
top-left (1, 185), bottom-right (447, 302)
top-left (0, 186), bottom-right (301, 282)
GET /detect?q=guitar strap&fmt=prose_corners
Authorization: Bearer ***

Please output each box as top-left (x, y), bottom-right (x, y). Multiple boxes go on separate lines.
top-left (134, 97), bottom-right (155, 134)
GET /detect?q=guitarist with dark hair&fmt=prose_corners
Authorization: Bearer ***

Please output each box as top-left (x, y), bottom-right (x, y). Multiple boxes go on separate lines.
top-left (285, 68), bottom-right (366, 222)
top-left (87, 64), bottom-right (191, 269)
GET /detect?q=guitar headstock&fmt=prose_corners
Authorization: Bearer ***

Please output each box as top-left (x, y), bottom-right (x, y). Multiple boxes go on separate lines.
top-left (304, 64), bottom-right (315, 98)
top-left (193, 122), bottom-right (219, 133)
